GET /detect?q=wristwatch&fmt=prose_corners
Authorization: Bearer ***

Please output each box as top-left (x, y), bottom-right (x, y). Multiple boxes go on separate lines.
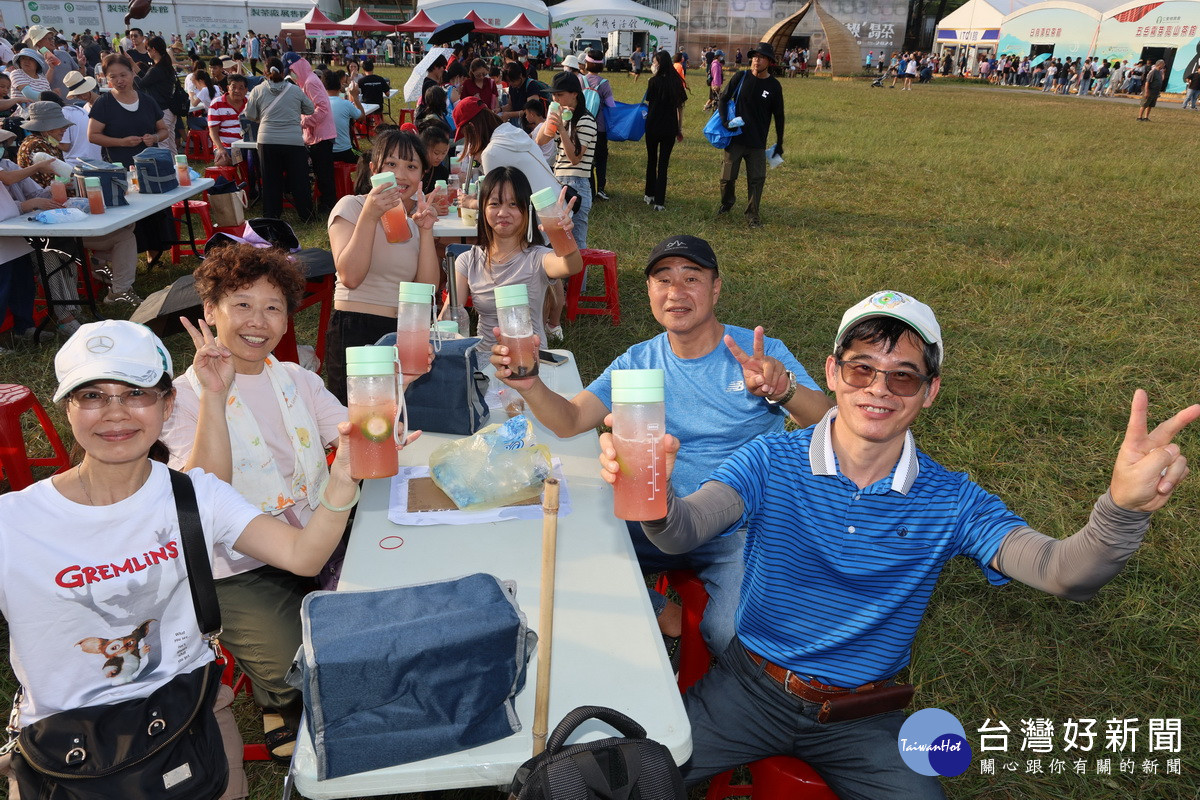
top-left (765, 371), bottom-right (797, 406)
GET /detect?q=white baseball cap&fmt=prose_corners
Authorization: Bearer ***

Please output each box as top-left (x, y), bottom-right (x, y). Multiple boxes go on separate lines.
top-left (54, 320), bottom-right (174, 402)
top-left (836, 290), bottom-right (943, 363)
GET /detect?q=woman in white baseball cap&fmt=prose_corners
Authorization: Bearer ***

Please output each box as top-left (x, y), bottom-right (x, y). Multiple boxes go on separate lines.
top-left (0, 319), bottom-right (360, 799)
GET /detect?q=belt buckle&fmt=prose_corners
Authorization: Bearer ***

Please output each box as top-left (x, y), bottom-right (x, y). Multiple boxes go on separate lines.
top-left (782, 669), bottom-right (802, 697)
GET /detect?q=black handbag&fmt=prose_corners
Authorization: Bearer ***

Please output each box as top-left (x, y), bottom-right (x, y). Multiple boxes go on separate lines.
top-left (4, 470), bottom-right (230, 800)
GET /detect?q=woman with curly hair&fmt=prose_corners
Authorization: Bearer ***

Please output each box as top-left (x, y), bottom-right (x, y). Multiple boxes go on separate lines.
top-left (161, 243), bottom-right (412, 762)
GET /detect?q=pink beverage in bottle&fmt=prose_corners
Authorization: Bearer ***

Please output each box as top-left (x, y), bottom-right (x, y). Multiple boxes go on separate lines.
top-left (371, 173), bottom-right (411, 243)
top-left (345, 345), bottom-right (404, 480)
top-left (84, 177), bottom-right (105, 214)
top-left (611, 369), bottom-right (667, 521)
top-left (370, 173), bottom-right (411, 244)
top-left (543, 101), bottom-right (561, 137)
top-left (175, 155), bottom-right (191, 187)
top-left (494, 283), bottom-right (539, 378)
top-left (50, 178), bottom-right (68, 205)
top-left (395, 281), bottom-right (434, 377)
top-left (529, 186), bottom-right (577, 257)
top-left (430, 180), bottom-right (450, 216)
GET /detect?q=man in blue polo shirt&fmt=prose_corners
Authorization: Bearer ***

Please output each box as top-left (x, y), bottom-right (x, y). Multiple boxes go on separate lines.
top-left (492, 235), bottom-right (832, 657)
top-left (600, 290), bottom-right (1198, 797)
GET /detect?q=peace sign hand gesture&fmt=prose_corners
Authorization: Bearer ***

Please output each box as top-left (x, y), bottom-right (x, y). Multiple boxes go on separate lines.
top-left (180, 316), bottom-right (235, 398)
top-left (1110, 390), bottom-right (1200, 512)
top-left (724, 326), bottom-right (788, 400)
top-left (411, 188), bottom-right (438, 231)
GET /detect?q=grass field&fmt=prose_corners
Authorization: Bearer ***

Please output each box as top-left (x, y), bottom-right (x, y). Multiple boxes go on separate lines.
top-left (1, 67), bottom-right (1198, 799)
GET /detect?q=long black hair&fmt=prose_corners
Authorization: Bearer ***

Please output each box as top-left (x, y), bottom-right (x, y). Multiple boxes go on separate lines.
top-left (354, 128), bottom-right (428, 195)
top-left (650, 50), bottom-right (686, 109)
top-left (474, 166), bottom-right (545, 270)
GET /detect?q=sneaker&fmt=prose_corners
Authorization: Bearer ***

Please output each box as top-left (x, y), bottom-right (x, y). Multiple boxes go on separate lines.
top-left (57, 319), bottom-right (82, 336)
top-left (545, 324), bottom-right (564, 341)
top-left (92, 265), bottom-right (113, 284)
top-left (747, 218), bottom-right (763, 228)
top-left (717, 205), bottom-right (732, 216)
top-left (644, 195), bottom-right (653, 205)
top-left (104, 289), bottom-right (143, 306)
top-left (653, 204), bottom-right (665, 212)
top-left (594, 190), bottom-right (610, 201)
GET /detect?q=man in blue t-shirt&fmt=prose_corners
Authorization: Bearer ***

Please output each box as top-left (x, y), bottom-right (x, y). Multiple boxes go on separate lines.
top-left (492, 235), bottom-right (831, 655)
top-left (603, 290), bottom-right (1198, 797)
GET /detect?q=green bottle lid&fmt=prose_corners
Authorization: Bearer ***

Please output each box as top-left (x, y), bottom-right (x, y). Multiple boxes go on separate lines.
top-left (530, 187), bottom-right (559, 211)
top-left (370, 172), bottom-right (396, 189)
top-left (346, 345), bottom-right (397, 376)
top-left (397, 281), bottom-right (435, 304)
top-left (494, 283), bottom-right (529, 308)
top-left (611, 369), bottom-right (665, 403)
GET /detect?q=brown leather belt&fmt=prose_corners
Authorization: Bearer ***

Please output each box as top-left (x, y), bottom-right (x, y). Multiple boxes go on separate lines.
top-left (746, 648), bottom-right (896, 704)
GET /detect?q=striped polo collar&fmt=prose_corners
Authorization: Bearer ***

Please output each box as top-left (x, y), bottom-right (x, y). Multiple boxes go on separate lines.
top-left (809, 407), bottom-right (920, 495)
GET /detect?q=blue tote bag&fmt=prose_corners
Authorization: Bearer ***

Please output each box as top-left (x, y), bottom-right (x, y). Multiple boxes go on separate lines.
top-left (290, 573), bottom-right (537, 779)
top-left (703, 72), bottom-right (746, 149)
top-left (607, 99), bottom-right (647, 142)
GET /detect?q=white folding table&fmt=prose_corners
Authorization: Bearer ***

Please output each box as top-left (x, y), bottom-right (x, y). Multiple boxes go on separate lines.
top-left (0, 178), bottom-right (213, 331)
top-left (289, 354), bottom-right (691, 798)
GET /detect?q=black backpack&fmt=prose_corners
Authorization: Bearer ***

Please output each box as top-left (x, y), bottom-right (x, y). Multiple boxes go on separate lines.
top-left (169, 75), bottom-right (190, 117)
top-left (508, 706), bottom-right (686, 800)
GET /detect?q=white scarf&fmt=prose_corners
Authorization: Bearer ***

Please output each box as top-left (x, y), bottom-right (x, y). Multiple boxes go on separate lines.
top-left (186, 357), bottom-right (328, 515)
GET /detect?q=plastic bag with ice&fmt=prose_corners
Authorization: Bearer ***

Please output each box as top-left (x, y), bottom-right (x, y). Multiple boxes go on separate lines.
top-left (31, 208), bottom-right (91, 224)
top-left (429, 415), bottom-right (552, 511)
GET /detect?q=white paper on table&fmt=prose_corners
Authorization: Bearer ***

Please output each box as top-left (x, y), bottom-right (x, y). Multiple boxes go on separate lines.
top-left (387, 458), bottom-right (571, 525)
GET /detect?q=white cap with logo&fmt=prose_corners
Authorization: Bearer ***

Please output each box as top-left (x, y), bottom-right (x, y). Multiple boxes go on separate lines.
top-left (54, 320), bottom-right (174, 401)
top-left (836, 291), bottom-right (943, 363)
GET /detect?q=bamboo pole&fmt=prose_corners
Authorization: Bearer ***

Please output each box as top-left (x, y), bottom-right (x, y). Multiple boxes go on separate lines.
top-left (531, 478), bottom-right (561, 757)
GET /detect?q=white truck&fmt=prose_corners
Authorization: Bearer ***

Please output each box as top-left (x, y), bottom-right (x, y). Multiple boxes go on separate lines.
top-left (604, 30), bottom-right (650, 71)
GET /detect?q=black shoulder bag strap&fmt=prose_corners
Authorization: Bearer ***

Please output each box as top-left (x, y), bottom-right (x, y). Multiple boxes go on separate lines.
top-left (168, 469), bottom-right (223, 655)
top-left (0, 469), bottom-right (224, 755)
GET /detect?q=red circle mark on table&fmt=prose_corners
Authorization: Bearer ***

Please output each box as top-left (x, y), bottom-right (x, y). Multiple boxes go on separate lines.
top-left (379, 536), bottom-right (405, 550)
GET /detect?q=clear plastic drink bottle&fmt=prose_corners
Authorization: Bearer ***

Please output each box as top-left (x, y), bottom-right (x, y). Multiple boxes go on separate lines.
top-left (611, 369), bottom-right (667, 521)
top-left (494, 283), bottom-right (538, 378)
top-left (345, 345), bottom-right (404, 480)
top-left (395, 281), bottom-right (434, 377)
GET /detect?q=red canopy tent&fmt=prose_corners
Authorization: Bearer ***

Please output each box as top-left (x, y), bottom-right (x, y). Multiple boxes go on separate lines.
top-left (463, 10), bottom-right (505, 35)
top-left (498, 13), bottom-right (550, 37)
top-left (335, 8), bottom-right (395, 32)
top-left (280, 7), bottom-right (349, 33)
top-left (394, 9), bottom-right (439, 33)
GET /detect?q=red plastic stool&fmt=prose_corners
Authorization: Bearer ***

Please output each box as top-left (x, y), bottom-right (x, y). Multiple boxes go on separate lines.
top-left (707, 756), bottom-right (839, 800)
top-left (217, 645), bottom-right (271, 762)
top-left (170, 201), bottom-right (215, 263)
top-left (186, 130), bottom-right (212, 161)
top-left (203, 165), bottom-right (239, 188)
top-left (654, 571), bottom-right (712, 693)
top-left (396, 107), bottom-right (415, 127)
top-left (333, 162), bottom-right (356, 198)
top-left (0, 384), bottom-right (71, 491)
top-left (272, 273), bottom-right (335, 373)
top-left (565, 248), bottom-right (620, 326)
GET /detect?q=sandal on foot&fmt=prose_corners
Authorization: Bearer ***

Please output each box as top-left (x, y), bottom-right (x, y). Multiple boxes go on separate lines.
top-left (264, 724), bottom-right (298, 764)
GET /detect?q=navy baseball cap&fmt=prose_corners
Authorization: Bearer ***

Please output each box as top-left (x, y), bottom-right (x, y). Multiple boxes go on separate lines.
top-left (644, 235), bottom-right (719, 276)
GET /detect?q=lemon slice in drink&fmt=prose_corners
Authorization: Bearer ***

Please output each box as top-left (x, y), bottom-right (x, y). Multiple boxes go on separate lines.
top-left (360, 414), bottom-right (393, 443)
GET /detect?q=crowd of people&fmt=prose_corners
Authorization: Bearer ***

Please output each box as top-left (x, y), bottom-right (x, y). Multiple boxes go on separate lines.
top-left (3, 18), bottom-right (1194, 800)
